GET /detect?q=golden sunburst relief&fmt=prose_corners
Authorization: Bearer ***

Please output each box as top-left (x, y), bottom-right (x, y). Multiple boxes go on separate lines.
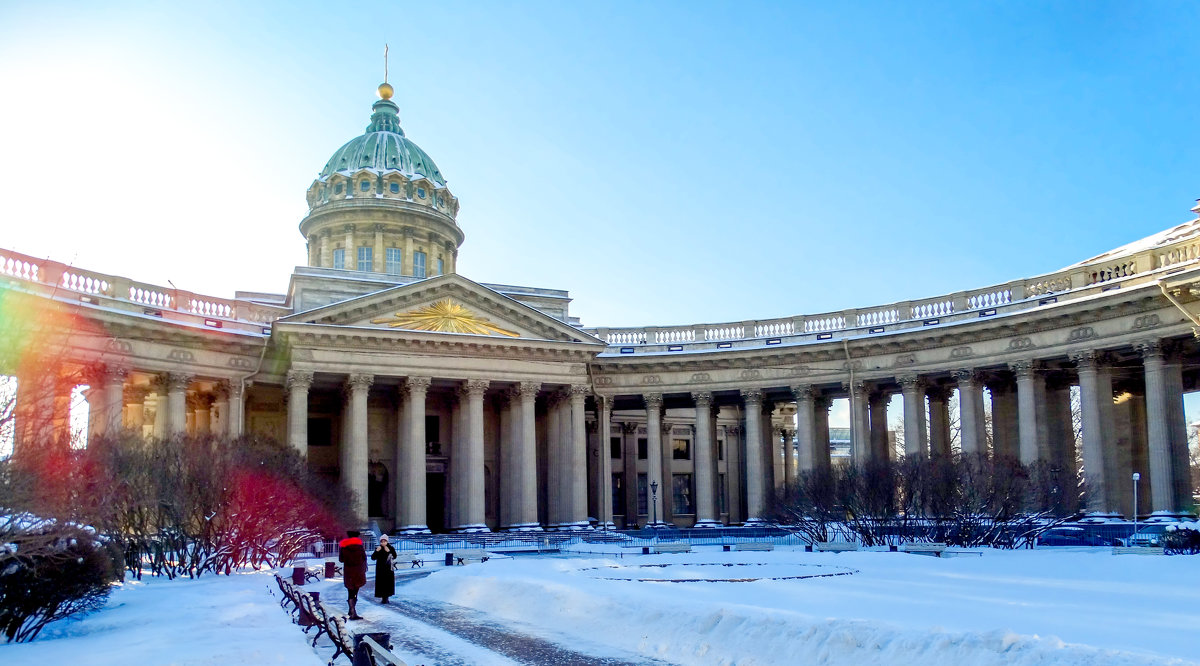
top-left (370, 299), bottom-right (520, 337)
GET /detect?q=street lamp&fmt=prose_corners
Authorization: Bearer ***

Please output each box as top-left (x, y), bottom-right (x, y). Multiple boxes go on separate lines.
top-left (1132, 472), bottom-right (1141, 540)
top-left (650, 480), bottom-right (659, 528)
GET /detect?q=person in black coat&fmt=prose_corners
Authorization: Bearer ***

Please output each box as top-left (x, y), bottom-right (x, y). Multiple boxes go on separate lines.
top-left (370, 534), bottom-right (398, 604)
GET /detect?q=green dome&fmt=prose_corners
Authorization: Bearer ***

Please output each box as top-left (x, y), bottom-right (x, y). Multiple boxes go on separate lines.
top-left (318, 98), bottom-right (447, 186)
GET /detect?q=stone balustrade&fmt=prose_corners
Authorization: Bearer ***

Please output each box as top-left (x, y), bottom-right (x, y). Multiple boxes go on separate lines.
top-left (587, 237), bottom-right (1194, 352)
top-left (0, 247), bottom-right (290, 333)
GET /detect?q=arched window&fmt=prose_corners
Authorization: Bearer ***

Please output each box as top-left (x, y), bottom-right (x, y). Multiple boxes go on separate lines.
top-left (389, 182), bottom-right (400, 194)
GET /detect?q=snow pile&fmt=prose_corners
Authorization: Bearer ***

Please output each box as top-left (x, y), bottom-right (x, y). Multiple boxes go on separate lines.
top-left (0, 570), bottom-right (322, 665)
top-left (403, 549), bottom-right (1199, 665)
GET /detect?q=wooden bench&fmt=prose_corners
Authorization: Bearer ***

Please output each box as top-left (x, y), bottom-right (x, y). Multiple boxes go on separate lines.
top-left (1113, 546), bottom-right (1165, 556)
top-left (722, 542), bottom-right (774, 552)
top-left (451, 549), bottom-right (489, 565)
top-left (357, 634), bottom-right (409, 665)
top-left (319, 601), bottom-right (355, 665)
top-left (651, 543), bottom-right (692, 554)
top-left (900, 542), bottom-right (948, 557)
top-left (814, 541), bottom-right (858, 553)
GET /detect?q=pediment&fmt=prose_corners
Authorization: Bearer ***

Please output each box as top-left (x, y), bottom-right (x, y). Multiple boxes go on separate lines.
top-left (276, 274), bottom-right (601, 345)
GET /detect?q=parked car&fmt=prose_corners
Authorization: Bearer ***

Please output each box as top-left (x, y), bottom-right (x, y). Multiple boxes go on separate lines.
top-left (1036, 527), bottom-right (1113, 547)
top-left (1123, 524), bottom-right (1169, 547)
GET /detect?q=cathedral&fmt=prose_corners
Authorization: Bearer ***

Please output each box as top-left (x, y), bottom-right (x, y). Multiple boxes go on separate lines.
top-left (4, 81), bottom-right (1198, 532)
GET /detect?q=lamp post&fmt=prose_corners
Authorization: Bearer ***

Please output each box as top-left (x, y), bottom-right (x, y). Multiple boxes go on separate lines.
top-left (650, 480), bottom-right (659, 528)
top-left (1132, 472), bottom-right (1141, 541)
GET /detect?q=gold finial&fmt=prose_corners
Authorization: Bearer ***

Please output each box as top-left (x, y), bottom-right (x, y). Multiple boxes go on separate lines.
top-left (377, 43), bottom-right (393, 99)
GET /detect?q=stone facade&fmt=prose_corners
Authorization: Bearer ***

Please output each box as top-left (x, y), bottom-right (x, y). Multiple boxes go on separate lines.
top-left (3, 84), bottom-right (1199, 532)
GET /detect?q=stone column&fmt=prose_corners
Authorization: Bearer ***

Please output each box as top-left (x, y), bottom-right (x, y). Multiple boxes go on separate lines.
top-left (954, 370), bottom-right (985, 456)
top-left (1011, 361), bottom-right (1044, 465)
top-left (988, 377), bottom-right (1019, 460)
top-left (544, 391), bottom-right (565, 528)
top-left (848, 381), bottom-right (871, 466)
top-left (344, 224), bottom-right (356, 268)
top-left (319, 229), bottom-right (331, 268)
top-left (286, 371), bottom-right (313, 456)
top-left (373, 224), bottom-right (385, 272)
top-left (725, 425), bottom-right (743, 523)
top-left (193, 394), bottom-right (212, 434)
top-left (927, 386), bottom-right (952, 458)
top-left (899, 375), bottom-right (928, 457)
top-left (511, 382), bottom-right (541, 530)
top-left (397, 376), bottom-right (430, 533)
top-left (102, 367), bottom-right (127, 436)
top-left (645, 394), bottom-right (665, 527)
top-left (619, 422), bottom-right (638, 526)
top-left (226, 381), bottom-right (244, 437)
top-left (793, 385), bottom-right (817, 473)
top-left (165, 373), bottom-right (191, 435)
top-left (1162, 355), bottom-right (1193, 513)
top-left (1043, 377), bottom-right (1078, 514)
top-left (660, 419), bottom-right (675, 526)
top-left (691, 392), bottom-right (719, 527)
top-left (1074, 352), bottom-right (1115, 515)
top-left (124, 386), bottom-right (148, 436)
top-left (1141, 341), bottom-right (1181, 514)
top-left (596, 395), bottom-right (615, 529)
top-left (150, 386), bottom-right (166, 439)
top-left (761, 400), bottom-right (777, 499)
top-left (742, 389), bottom-right (766, 525)
top-left (451, 380), bottom-right (489, 532)
top-left (563, 385), bottom-right (589, 529)
top-left (211, 384), bottom-right (228, 437)
top-left (868, 390), bottom-right (890, 463)
top-left (343, 374), bottom-right (373, 523)
top-left (813, 396), bottom-right (833, 473)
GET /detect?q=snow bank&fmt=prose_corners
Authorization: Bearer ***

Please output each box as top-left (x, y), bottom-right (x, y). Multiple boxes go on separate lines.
top-left (0, 570), bottom-right (322, 665)
top-left (403, 549), bottom-right (1198, 665)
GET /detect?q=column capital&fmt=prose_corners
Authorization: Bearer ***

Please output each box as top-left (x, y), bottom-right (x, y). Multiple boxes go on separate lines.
top-left (124, 384), bottom-right (150, 402)
top-left (1135, 339), bottom-right (1165, 360)
top-left (741, 388), bottom-right (763, 406)
top-left (464, 379), bottom-right (490, 397)
top-left (952, 368), bottom-right (980, 386)
top-left (595, 393), bottom-right (612, 413)
top-left (644, 393), bottom-right (664, 410)
top-left (1070, 350), bottom-right (1109, 370)
top-left (188, 393), bottom-right (213, 410)
top-left (691, 391), bottom-right (713, 407)
top-left (843, 379), bottom-right (867, 396)
top-left (621, 421), bottom-right (639, 435)
top-left (568, 384), bottom-right (590, 400)
top-left (400, 375), bottom-right (432, 397)
top-left (286, 370), bottom-right (314, 392)
top-left (897, 374), bottom-right (924, 392)
top-left (725, 425), bottom-right (742, 437)
top-left (790, 384), bottom-right (816, 402)
top-left (166, 372), bottom-right (192, 392)
top-left (345, 373), bottom-right (374, 393)
top-left (518, 381), bottom-right (540, 399)
top-left (1009, 359), bottom-right (1041, 378)
top-left (227, 380), bottom-right (244, 399)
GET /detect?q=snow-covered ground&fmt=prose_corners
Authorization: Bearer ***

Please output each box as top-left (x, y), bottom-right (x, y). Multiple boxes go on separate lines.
top-left (404, 546), bottom-right (1200, 665)
top-left (1, 570), bottom-right (323, 665)
top-left (3, 547), bottom-right (1198, 665)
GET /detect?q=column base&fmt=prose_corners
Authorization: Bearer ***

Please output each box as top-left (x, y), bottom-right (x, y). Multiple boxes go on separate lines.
top-left (644, 521), bottom-right (673, 529)
top-left (397, 525), bottom-right (431, 535)
top-left (553, 521), bottom-right (592, 531)
top-left (692, 519), bottom-right (722, 528)
top-left (504, 523), bottom-right (544, 532)
top-left (1147, 510), bottom-right (1198, 521)
top-left (741, 517), bottom-right (768, 527)
top-left (453, 524), bottom-right (491, 533)
top-left (594, 521), bottom-right (617, 530)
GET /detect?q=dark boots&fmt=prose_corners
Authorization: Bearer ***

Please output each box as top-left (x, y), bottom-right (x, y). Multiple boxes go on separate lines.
top-left (348, 598), bottom-right (362, 620)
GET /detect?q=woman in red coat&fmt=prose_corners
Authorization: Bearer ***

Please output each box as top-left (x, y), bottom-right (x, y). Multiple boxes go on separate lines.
top-left (338, 530), bottom-right (368, 620)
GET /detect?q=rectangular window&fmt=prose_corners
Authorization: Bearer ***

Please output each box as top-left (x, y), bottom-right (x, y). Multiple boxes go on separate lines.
top-left (717, 473), bottom-right (727, 514)
top-left (414, 250), bottom-right (427, 278)
top-left (612, 473), bottom-right (625, 516)
top-left (425, 415), bottom-right (440, 455)
top-left (437, 258), bottom-right (445, 275)
top-left (672, 474), bottom-right (693, 515)
top-left (332, 248), bottom-right (345, 270)
top-left (385, 248), bottom-right (402, 275)
top-left (718, 439), bottom-right (724, 461)
top-left (637, 437), bottom-right (647, 460)
top-left (357, 246), bottom-right (372, 272)
top-left (672, 438), bottom-right (690, 460)
top-left (610, 436), bottom-right (621, 459)
top-left (637, 473), bottom-right (648, 515)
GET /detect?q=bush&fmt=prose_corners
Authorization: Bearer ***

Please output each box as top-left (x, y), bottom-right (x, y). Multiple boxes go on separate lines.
top-left (1164, 523), bottom-right (1200, 555)
top-left (0, 512), bottom-right (117, 642)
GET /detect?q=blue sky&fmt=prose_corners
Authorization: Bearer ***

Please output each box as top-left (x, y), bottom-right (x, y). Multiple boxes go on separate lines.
top-left (1, 1), bottom-right (1198, 329)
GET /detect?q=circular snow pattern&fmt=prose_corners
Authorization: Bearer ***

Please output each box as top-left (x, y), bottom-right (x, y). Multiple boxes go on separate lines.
top-left (578, 562), bottom-right (858, 583)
